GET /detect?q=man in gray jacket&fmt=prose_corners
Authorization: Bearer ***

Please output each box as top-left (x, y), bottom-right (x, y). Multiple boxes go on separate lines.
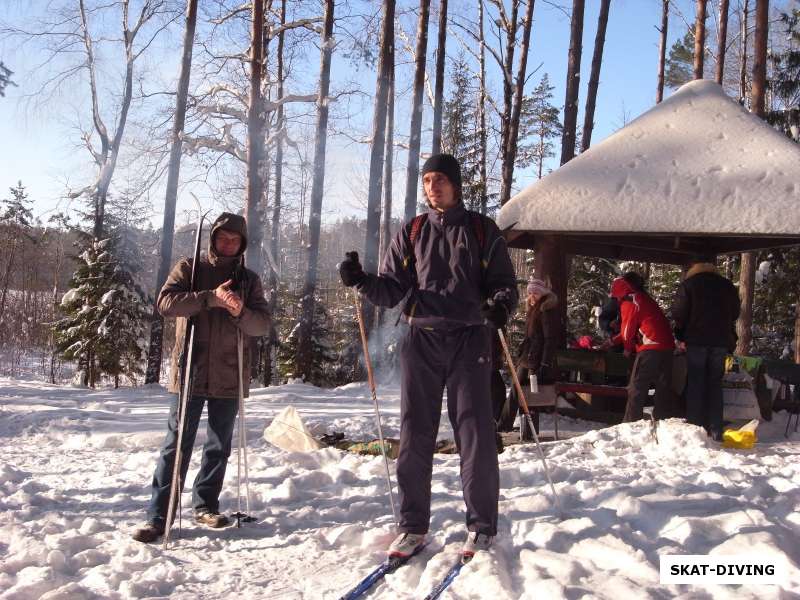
top-left (133, 213), bottom-right (271, 543)
top-left (339, 154), bottom-right (518, 560)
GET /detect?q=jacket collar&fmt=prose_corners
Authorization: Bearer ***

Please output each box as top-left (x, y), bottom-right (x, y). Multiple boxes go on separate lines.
top-left (427, 202), bottom-right (466, 227)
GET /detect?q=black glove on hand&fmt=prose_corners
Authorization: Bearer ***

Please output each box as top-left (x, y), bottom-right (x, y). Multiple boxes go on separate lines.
top-left (481, 300), bottom-right (508, 329)
top-left (339, 251), bottom-right (367, 287)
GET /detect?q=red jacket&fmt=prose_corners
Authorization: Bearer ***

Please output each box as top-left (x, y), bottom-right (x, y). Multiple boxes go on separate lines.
top-left (609, 278), bottom-right (675, 353)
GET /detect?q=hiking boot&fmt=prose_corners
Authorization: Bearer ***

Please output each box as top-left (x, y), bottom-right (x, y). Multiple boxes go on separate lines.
top-left (132, 521), bottom-right (165, 543)
top-left (194, 510), bottom-right (231, 528)
top-left (387, 532), bottom-right (425, 558)
top-left (462, 532), bottom-right (493, 560)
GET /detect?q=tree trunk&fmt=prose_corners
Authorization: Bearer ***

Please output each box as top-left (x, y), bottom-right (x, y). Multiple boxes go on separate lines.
top-left (795, 300), bottom-right (800, 364)
top-left (715, 0), bottom-right (730, 84)
top-left (739, 0), bottom-right (749, 104)
top-left (500, 0), bottom-right (536, 206)
top-left (245, 0), bottom-right (266, 278)
top-left (265, 0), bottom-right (287, 387)
top-left (477, 0), bottom-right (488, 214)
top-left (295, 0), bottom-right (335, 380)
top-left (377, 26), bottom-right (395, 330)
top-left (362, 0), bottom-right (395, 335)
top-left (581, 0), bottom-right (610, 152)
top-left (560, 0), bottom-right (585, 165)
top-left (499, 1), bottom-right (520, 191)
top-left (431, 0), bottom-right (448, 155)
top-left (736, 0), bottom-right (768, 355)
top-left (656, 0), bottom-right (668, 103)
top-left (403, 0), bottom-right (431, 222)
top-left (145, 0), bottom-right (199, 384)
top-left (694, 0), bottom-right (707, 80)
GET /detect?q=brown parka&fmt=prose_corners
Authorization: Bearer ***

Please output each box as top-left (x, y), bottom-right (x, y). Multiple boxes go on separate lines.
top-left (158, 213), bottom-right (271, 399)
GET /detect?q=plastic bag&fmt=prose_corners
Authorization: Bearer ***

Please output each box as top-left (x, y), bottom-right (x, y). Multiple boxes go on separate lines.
top-left (263, 405), bottom-right (323, 452)
top-left (722, 418), bottom-right (759, 449)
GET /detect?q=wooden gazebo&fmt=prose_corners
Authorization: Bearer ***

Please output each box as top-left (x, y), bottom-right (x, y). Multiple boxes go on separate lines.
top-left (498, 80), bottom-right (800, 266)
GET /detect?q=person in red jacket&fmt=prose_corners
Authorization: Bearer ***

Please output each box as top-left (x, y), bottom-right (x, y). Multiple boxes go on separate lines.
top-left (606, 274), bottom-right (675, 422)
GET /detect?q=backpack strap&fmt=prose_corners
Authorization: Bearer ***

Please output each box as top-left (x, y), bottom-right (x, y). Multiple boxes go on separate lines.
top-left (403, 213), bottom-right (428, 270)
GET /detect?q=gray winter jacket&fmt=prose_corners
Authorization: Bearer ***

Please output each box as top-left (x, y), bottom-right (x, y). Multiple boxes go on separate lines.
top-left (358, 203), bottom-right (518, 329)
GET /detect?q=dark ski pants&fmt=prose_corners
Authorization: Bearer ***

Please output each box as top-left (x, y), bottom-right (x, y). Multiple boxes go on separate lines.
top-left (685, 345), bottom-right (727, 439)
top-left (146, 394), bottom-right (238, 524)
top-left (624, 350), bottom-right (674, 422)
top-left (397, 325), bottom-right (499, 536)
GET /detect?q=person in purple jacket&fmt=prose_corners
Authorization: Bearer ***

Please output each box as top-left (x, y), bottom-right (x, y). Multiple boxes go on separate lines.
top-left (339, 154), bottom-right (518, 561)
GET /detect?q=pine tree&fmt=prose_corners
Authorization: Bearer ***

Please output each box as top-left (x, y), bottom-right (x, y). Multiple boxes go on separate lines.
top-left (278, 292), bottom-right (337, 385)
top-left (517, 74), bottom-right (563, 179)
top-left (665, 29), bottom-right (696, 89)
top-left (54, 237), bottom-right (149, 387)
top-left (0, 181), bottom-right (34, 326)
top-left (442, 52), bottom-right (482, 211)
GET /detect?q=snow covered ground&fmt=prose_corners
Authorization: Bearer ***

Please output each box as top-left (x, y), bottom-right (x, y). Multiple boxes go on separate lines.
top-left (1, 377), bottom-right (799, 599)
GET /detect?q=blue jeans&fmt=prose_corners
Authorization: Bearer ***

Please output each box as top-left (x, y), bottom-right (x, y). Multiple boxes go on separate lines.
top-left (146, 395), bottom-right (239, 523)
top-left (685, 346), bottom-right (727, 439)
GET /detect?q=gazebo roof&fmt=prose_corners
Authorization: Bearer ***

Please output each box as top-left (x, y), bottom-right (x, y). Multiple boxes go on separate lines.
top-left (498, 80), bottom-right (800, 263)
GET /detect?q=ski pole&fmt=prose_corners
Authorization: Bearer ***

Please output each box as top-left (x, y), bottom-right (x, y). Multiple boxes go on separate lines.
top-left (496, 328), bottom-right (563, 516)
top-left (234, 328), bottom-right (255, 525)
top-left (163, 211), bottom-right (208, 548)
top-left (353, 290), bottom-right (398, 527)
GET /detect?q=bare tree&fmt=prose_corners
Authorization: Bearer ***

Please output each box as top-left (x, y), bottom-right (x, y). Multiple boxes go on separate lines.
top-left (295, 0), bottom-right (335, 380)
top-left (581, 0), bottom-right (611, 151)
top-left (362, 0), bottom-right (395, 335)
top-left (431, 0), bottom-right (448, 154)
top-left (378, 51), bottom-right (395, 329)
top-left (246, 0), bottom-right (266, 277)
top-left (403, 0), bottom-right (432, 222)
top-left (477, 0), bottom-right (488, 214)
top-left (264, 0), bottom-right (287, 386)
top-left (739, 0), bottom-right (750, 104)
top-left (499, 0), bottom-right (536, 206)
top-left (737, 0), bottom-right (768, 355)
top-left (61, 1), bottom-right (177, 238)
top-left (694, 0), bottom-right (708, 79)
top-left (656, 0), bottom-right (669, 103)
top-left (715, 0), bottom-right (730, 84)
top-left (145, 0), bottom-right (199, 385)
top-left (560, 0), bottom-right (585, 165)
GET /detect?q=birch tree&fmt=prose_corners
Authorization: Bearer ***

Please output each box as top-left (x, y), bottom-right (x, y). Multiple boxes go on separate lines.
top-left (145, 0), bottom-right (199, 384)
top-left (295, 0), bottom-right (335, 380)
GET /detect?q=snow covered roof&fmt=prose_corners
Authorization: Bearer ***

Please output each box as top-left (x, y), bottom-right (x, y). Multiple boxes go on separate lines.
top-left (498, 80), bottom-right (800, 261)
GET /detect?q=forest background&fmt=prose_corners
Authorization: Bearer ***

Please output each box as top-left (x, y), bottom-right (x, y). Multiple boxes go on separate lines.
top-left (0, 0), bottom-right (798, 389)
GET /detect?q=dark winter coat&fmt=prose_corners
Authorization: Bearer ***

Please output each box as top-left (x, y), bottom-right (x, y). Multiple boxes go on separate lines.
top-left (158, 213), bottom-right (271, 399)
top-left (671, 263), bottom-right (740, 350)
top-left (357, 203), bottom-right (518, 329)
top-left (517, 293), bottom-right (560, 380)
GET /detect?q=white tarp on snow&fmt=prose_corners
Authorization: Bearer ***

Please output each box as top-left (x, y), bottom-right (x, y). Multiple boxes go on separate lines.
top-left (498, 80), bottom-right (800, 235)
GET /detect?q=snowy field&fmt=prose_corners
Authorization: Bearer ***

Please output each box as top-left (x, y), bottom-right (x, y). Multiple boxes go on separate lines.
top-left (1, 377), bottom-right (799, 599)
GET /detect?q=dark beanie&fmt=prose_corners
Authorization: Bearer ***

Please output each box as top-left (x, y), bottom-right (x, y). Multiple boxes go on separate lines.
top-left (421, 153), bottom-right (462, 190)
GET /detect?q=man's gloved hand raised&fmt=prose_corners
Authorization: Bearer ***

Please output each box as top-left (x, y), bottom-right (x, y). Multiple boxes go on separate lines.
top-left (481, 299), bottom-right (509, 329)
top-left (339, 251), bottom-right (367, 287)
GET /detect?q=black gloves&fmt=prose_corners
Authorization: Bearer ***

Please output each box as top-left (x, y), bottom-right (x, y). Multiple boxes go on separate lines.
top-left (481, 299), bottom-right (509, 328)
top-left (339, 251), bottom-right (367, 287)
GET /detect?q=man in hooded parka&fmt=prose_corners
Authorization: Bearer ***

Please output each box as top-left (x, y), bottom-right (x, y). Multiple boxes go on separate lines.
top-left (132, 212), bottom-right (271, 543)
top-left (338, 154), bottom-right (518, 560)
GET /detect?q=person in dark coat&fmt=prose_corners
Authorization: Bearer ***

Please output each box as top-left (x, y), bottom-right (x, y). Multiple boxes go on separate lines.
top-left (606, 274), bottom-right (675, 422)
top-left (132, 213), bottom-right (271, 543)
top-left (671, 260), bottom-right (740, 440)
top-left (338, 153), bottom-right (518, 559)
top-left (501, 277), bottom-right (560, 438)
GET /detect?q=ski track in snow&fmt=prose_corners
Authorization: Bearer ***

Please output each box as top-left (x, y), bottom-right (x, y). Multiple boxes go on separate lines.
top-left (1, 377), bottom-right (799, 599)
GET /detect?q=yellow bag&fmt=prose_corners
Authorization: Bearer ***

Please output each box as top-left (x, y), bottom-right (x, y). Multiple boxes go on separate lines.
top-left (722, 419), bottom-right (759, 449)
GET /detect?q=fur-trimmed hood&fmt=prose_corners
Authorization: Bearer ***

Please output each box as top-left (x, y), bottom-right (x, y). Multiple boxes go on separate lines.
top-left (686, 262), bottom-right (717, 279)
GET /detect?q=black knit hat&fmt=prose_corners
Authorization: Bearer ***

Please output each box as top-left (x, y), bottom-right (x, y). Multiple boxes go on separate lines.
top-left (421, 153), bottom-right (462, 190)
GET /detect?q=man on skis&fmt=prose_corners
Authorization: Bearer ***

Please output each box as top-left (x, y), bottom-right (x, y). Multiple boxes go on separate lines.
top-left (338, 154), bottom-right (518, 560)
top-left (132, 212), bottom-right (271, 543)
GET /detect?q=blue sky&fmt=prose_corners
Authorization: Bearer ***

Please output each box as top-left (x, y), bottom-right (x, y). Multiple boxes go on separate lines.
top-left (0, 0), bottom-right (734, 225)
